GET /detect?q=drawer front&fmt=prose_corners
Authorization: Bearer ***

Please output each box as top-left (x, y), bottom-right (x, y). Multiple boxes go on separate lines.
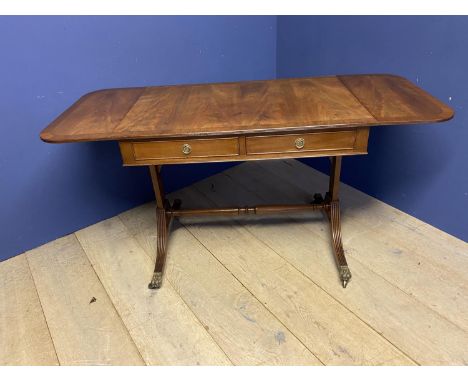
top-left (246, 130), bottom-right (357, 155)
top-left (131, 137), bottom-right (239, 161)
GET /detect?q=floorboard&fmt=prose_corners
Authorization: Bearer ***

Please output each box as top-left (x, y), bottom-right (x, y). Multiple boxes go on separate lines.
top-left (221, 161), bottom-right (468, 364)
top-left (255, 160), bottom-right (468, 331)
top-left (0, 255), bottom-right (58, 365)
top-left (2, 159), bottom-right (467, 366)
top-left (75, 217), bottom-right (231, 365)
top-left (26, 235), bottom-right (144, 365)
top-left (174, 178), bottom-right (413, 365)
top-left (119, 207), bottom-right (320, 365)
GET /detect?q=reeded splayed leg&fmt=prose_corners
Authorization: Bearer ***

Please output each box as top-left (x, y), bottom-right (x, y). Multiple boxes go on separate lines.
top-left (325, 156), bottom-right (352, 288)
top-left (327, 200), bottom-right (352, 288)
top-left (148, 207), bottom-right (168, 289)
top-left (147, 165), bottom-right (181, 289)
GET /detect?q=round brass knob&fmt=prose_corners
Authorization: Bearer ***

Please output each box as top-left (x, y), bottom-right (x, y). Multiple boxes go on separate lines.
top-left (182, 143), bottom-right (192, 155)
top-left (295, 137), bottom-right (305, 149)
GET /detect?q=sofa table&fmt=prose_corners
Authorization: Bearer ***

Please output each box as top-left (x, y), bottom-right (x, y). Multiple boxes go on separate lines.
top-left (40, 74), bottom-right (453, 289)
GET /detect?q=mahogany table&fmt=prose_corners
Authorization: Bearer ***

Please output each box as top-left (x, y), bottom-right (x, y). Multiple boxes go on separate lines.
top-left (40, 74), bottom-right (453, 289)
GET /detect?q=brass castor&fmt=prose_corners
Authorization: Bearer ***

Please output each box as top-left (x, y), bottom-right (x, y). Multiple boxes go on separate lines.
top-left (148, 272), bottom-right (163, 289)
top-left (313, 193), bottom-right (324, 204)
top-left (340, 266), bottom-right (352, 288)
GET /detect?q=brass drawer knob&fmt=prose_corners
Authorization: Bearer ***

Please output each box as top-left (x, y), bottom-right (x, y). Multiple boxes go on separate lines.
top-left (182, 143), bottom-right (192, 155)
top-left (295, 137), bottom-right (305, 149)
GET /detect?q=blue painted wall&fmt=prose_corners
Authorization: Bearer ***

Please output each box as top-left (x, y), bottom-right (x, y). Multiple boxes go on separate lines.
top-left (0, 16), bottom-right (277, 261)
top-left (277, 16), bottom-right (468, 242)
top-left (2, 15), bottom-right (466, 262)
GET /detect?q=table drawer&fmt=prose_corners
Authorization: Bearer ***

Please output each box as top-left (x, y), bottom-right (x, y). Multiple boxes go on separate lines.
top-left (245, 130), bottom-right (357, 155)
top-left (128, 137), bottom-right (240, 161)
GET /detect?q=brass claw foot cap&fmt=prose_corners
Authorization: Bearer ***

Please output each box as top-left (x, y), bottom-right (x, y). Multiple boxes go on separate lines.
top-left (148, 272), bottom-right (163, 289)
top-left (340, 266), bottom-right (352, 289)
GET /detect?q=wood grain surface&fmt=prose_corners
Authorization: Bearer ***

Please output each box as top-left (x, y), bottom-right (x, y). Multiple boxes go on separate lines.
top-left (75, 218), bottom-right (231, 365)
top-left (3, 160), bottom-right (468, 365)
top-left (337, 74), bottom-right (453, 124)
top-left (170, 185), bottom-right (413, 365)
top-left (25, 235), bottom-right (144, 365)
top-left (119, 207), bottom-right (321, 365)
top-left (0, 256), bottom-right (59, 365)
top-left (118, 127), bottom-right (370, 166)
top-left (40, 88), bottom-right (144, 143)
top-left (40, 75), bottom-right (453, 143)
top-left (223, 161), bottom-right (468, 365)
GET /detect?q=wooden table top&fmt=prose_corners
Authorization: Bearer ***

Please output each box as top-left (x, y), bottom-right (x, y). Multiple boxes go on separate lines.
top-left (40, 74), bottom-right (454, 143)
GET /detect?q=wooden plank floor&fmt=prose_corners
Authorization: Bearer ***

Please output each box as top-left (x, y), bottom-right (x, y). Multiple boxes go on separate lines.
top-left (1, 159), bottom-right (467, 365)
